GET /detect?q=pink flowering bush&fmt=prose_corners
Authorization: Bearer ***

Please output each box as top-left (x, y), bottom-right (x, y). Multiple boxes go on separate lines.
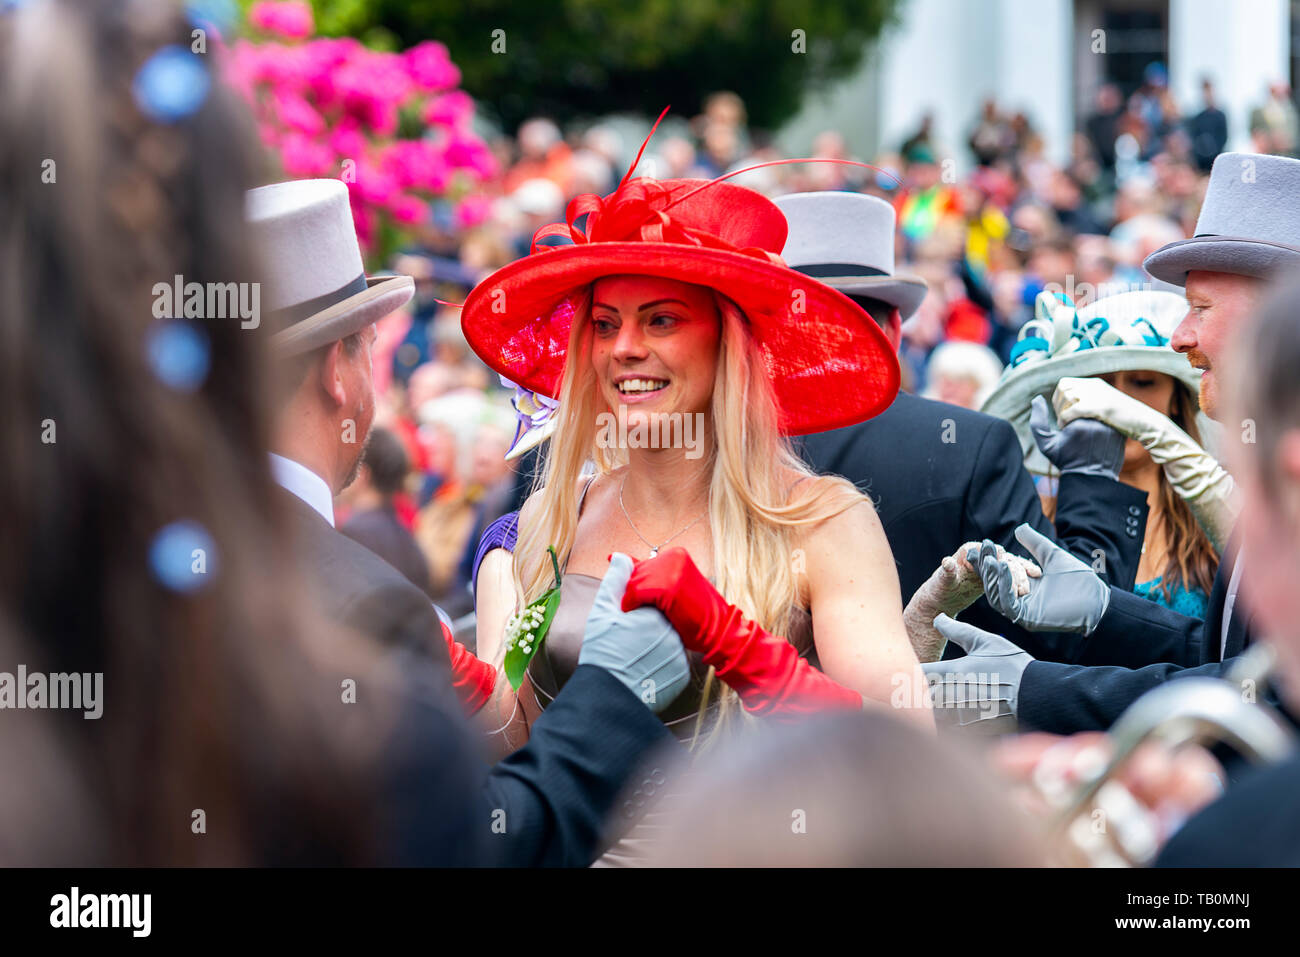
top-left (220, 1), bottom-right (497, 264)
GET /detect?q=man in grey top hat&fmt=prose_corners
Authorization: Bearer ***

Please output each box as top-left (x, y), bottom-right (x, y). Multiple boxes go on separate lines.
top-left (778, 191), bottom-right (1148, 664)
top-left (928, 151), bottom-right (1300, 735)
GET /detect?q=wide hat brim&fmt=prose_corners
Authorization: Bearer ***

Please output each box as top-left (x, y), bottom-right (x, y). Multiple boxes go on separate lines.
top-left (460, 243), bottom-right (900, 435)
top-left (813, 273), bottom-right (929, 318)
top-left (272, 275), bottom-right (414, 357)
top-left (1143, 235), bottom-right (1300, 287)
top-left (981, 347), bottom-right (1204, 475)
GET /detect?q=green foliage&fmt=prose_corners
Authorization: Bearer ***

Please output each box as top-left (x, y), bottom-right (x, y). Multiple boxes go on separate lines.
top-left (303, 0), bottom-right (900, 130)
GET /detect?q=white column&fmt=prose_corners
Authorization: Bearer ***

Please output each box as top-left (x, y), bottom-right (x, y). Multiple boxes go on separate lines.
top-left (1170, 0), bottom-right (1291, 151)
top-left (877, 0), bottom-right (1073, 173)
top-left (996, 0), bottom-right (1073, 166)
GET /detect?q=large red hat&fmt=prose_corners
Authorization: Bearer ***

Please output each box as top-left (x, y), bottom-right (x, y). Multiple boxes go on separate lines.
top-left (460, 177), bottom-right (899, 435)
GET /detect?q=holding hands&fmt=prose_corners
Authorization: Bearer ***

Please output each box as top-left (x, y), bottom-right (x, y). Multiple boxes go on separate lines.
top-left (621, 548), bottom-right (864, 718)
top-left (580, 553), bottom-right (690, 714)
top-left (903, 541), bottom-right (1039, 661)
top-left (975, 524), bottom-right (1111, 635)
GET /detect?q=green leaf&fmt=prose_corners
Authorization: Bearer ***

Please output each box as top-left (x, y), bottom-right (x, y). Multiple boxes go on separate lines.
top-left (503, 585), bottom-right (562, 692)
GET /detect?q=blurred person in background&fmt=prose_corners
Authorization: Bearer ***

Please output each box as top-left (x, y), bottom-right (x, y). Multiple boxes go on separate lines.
top-left (502, 116), bottom-right (573, 194)
top-left (338, 427), bottom-right (434, 598)
top-left (1084, 82), bottom-right (1124, 172)
top-left (921, 340), bottom-right (1003, 410)
top-left (968, 97), bottom-right (1015, 168)
top-left (413, 392), bottom-right (500, 616)
top-left (1187, 77), bottom-right (1228, 174)
top-left (1249, 81), bottom-right (1300, 156)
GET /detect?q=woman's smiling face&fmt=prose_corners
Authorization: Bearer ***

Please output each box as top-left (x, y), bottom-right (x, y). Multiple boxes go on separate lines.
top-left (589, 275), bottom-right (722, 427)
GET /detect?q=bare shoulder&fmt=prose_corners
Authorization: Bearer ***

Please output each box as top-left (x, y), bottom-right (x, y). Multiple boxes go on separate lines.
top-left (518, 471), bottom-right (607, 525)
top-left (788, 471), bottom-right (880, 552)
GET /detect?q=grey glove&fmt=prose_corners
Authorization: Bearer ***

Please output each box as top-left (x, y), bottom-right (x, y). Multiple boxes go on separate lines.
top-left (578, 553), bottom-right (690, 714)
top-left (921, 614), bottom-right (1032, 732)
top-left (1030, 393), bottom-right (1125, 480)
top-left (976, 523), bottom-right (1111, 635)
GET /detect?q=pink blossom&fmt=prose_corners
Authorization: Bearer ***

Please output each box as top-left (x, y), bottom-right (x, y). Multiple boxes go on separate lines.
top-left (389, 193), bottom-right (429, 225)
top-left (328, 120), bottom-right (368, 164)
top-left (353, 160), bottom-right (399, 206)
top-left (423, 90), bottom-right (474, 130)
top-left (349, 198), bottom-right (374, 247)
top-left (272, 89), bottom-right (324, 136)
top-left (280, 132), bottom-right (335, 177)
top-left (217, 19), bottom-right (491, 258)
top-left (248, 1), bottom-right (314, 40)
top-left (404, 41), bottom-right (460, 91)
top-left (443, 132), bottom-right (498, 181)
top-left (455, 194), bottom-right (494, 229)
top-left (380, 140), bottom-right (449, 190)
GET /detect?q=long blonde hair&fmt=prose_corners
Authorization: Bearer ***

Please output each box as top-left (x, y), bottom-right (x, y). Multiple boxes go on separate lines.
top-left (512, 282), bottom-right (870, 750)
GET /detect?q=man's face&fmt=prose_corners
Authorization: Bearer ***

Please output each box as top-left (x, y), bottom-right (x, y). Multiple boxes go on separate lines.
top-left (1171, 271), bottom-right (1262, 420)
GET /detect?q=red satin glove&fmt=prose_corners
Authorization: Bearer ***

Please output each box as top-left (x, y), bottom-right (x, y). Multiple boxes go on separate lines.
top-left (620, 548), bottom-right (862, 717)
top-left (440, 621), bottom-right (496, 716)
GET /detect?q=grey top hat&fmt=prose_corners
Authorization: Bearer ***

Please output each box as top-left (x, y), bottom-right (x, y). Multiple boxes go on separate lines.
top-left (1144, 152), bottom-right (1300, 286)
top-left (774, 191), bottom-right (928, 318)
top-left (245, 179), bottom-right (414, 356)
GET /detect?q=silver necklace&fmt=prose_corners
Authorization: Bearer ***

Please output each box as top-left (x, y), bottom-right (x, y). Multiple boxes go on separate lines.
top-left (618, 477), bottom-right (707, 558)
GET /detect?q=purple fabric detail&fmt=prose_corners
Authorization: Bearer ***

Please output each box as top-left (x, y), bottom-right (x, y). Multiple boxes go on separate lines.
top-left (471, 511), bottom-right (519, 597)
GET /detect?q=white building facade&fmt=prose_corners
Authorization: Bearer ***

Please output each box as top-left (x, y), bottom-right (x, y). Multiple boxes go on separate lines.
top-left (779, 0), bottom-right (1293, 169)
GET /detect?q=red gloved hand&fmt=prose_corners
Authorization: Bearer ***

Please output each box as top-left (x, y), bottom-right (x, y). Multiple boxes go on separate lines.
top-left (620, 548), bottom-right (862, 717)
top-left (440, 621), bottom-right (496, 715)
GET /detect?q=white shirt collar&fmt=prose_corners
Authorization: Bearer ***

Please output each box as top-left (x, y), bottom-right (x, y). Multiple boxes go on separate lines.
top-left (269, 453), bottom-right (335, 527)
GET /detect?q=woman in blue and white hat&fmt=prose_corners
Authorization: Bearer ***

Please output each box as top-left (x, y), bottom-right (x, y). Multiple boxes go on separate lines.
top-left (983, 289), bottom-right (1227, 618)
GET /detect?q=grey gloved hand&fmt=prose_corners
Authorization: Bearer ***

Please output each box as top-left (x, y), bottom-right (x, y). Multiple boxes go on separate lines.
top-left (921, 614), bottom-right (1032, 732)
top-left (976, 523), bottom-right (1111, 635)
top-left (578, 553), bottom-right (690, 714)
top-left (1030, 393), bottom-right (1125, 480)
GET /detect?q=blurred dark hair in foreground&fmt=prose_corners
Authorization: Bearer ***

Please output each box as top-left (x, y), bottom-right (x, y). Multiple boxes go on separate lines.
top-left (0, 0), bottom-right (394, 864)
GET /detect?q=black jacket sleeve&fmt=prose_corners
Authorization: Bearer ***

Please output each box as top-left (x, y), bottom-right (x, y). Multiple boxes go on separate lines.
top-left (1017, 656), bottom-right (1233, 734)
top-left (1073, 586), bottom-right (1209, 669)
top-left (963, 416), bottom-right (1055, 552)
top-left (384, 662), bottom-right (678, 867)
top-left (1052, 473), bottom-right (1149, 591)
top-left (481, 666), bottom-right (679, 866)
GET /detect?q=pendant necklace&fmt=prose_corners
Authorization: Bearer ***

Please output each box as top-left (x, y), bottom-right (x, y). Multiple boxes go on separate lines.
top-left (618, 476), bottom-right (707, 558)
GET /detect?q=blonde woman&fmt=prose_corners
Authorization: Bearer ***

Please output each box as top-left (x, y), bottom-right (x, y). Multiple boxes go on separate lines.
top-left (462, 176), bottom-right (933, 759)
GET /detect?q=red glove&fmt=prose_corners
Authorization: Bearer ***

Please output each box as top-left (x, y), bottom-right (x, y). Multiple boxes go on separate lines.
top-left (620, 548), bottom-right (862, 718)
top-left (440, 621), bottom-right (496, 716)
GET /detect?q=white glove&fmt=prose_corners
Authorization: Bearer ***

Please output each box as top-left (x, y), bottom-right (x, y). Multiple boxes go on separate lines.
top-left (904, 542), bottom-right (1039, 662)
top-left (1053, 377), bottom-right (1239, 552)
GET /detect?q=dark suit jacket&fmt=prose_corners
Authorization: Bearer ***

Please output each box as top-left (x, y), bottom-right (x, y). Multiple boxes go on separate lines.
top-left (797, 391), bottom-right (1149, 648)
top-left (281, 489), bottom-right (677, 865)
top-left (340, 504), bottom-right (434, 599)
top-left (1155, 750), bottom-right (1300, 866)
top-left (1018, 538), bottom-right (1253, 734)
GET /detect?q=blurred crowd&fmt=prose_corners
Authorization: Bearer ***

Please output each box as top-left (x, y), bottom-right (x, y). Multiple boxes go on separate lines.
top-left (357, 70), bottom-right (1300, 631)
